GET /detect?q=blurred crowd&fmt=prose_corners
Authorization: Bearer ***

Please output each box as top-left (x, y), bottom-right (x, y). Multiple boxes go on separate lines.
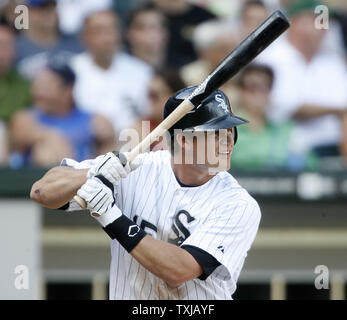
top-left (0, 0), bottom-right (346, 172)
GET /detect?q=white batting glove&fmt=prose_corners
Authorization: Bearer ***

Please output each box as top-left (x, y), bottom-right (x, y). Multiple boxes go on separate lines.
top-left (87, 152), bottom-right (144, 184)
top-left (77, 175), bottom-right (121, 226)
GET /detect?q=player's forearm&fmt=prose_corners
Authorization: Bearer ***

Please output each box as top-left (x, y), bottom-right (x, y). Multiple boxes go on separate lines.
top-left (97, 206), bottom-right (203, 288)
top-left (131, 235), bottom-right (203, 288)
top-left (293, 105), bottom-right (345, 121)
top-left (30, 166), bottom-right (88, 209)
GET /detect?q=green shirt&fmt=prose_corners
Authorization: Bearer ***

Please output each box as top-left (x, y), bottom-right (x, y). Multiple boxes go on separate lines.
top-left (231, 119), bottom-right (294, 171)
top-left (0, 70), bottom-right (31, 122)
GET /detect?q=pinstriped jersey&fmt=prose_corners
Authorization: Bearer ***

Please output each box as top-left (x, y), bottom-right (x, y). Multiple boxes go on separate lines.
top-left (62, 150), bottom-right (261, 300)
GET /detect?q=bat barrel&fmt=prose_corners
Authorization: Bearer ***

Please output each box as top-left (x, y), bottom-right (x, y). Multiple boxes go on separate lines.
top-left (190, 10), bottom-right (290, 107)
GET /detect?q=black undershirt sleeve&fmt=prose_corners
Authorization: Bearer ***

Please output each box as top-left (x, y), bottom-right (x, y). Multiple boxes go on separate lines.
top-left (181, 245), bottom-right (221, 280)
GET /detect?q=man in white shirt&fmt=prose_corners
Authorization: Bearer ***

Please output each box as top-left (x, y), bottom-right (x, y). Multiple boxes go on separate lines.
top-left (31, 87), bottom-right (261, 300)
top-left (257, 1), bottom-right (347, 162)
top-left (71, 10), bottom-right (153, 135)
top-left (56, 0), bottom-right (113, 36)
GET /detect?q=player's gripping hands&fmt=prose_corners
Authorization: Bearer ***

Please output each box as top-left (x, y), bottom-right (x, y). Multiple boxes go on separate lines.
top-left (77, 174), bottom-right (147, 252)
top-left (77, 175), bottom-right (121, 224)
top-left (86, 152), bottom-right (144, 184)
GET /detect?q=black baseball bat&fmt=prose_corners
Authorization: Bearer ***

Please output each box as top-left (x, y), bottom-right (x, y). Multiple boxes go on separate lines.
top-left (189, 10), bottom-right (290, 106)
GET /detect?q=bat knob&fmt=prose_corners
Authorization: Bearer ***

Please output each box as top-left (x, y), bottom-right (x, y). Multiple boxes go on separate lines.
top-left (74, 195), bottom-right (87, 209)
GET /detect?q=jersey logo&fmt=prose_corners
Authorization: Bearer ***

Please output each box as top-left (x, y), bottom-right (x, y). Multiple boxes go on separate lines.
top-left (215, 94), bottom-right (229, 113)
top-left (168, 210), bottom-right (195, 246)
top-left (133, 215), bottom-right (157, 238)
top-left (128, 225), bottom-right (140, 237)
top-left (217, 245), bottom-right (225, 254)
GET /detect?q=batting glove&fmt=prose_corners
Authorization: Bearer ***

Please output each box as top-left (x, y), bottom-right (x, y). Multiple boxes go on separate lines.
top-left (87, 152), bottom-right (144, 184)
top-left (77, 175), bottom-right (122, 226)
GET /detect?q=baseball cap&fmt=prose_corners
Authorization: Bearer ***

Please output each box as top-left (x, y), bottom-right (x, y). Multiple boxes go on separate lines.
top-left (46, 57), bottom-right (76, 86)
top-left (286, 0), bottom-right (323, 17)
top-left (27, 0), bottom-right (56, 7)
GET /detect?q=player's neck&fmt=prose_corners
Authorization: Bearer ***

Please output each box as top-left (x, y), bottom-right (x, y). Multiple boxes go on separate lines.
top-left (171, 160), bottom-right (215, 187)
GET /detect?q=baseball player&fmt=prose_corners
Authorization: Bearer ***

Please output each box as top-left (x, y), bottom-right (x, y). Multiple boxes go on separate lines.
top-left (31, 86), bottom-right (261, 300)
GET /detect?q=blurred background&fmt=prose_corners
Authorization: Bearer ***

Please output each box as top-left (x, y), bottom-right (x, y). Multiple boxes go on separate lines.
top-left (0, 0), bottom-right (346, 300)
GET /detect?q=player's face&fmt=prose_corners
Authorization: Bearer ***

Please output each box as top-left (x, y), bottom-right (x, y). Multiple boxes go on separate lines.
top-left (203, 129), bottom-right (234, 172)
top-left (178, 129), bottom-right (234, 173)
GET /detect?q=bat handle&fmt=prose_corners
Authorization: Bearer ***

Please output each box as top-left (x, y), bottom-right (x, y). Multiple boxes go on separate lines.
top-left (73, 195), bottom-right (87, 209)
top-left (73, 99), bottom-right (194, 209)
top-left (73, 195), bottom-right (100, 217)
top-left (126, 99), bottom-right (195, 163)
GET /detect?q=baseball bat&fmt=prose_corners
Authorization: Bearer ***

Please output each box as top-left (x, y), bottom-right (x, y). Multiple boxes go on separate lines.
top-left (74, 10), bottom-right (290, 209)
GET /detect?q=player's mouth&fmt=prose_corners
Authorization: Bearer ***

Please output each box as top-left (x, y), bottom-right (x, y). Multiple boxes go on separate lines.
top-left (218, 150), bottom-right (232, 155)
top-left (218, 151), bottom-right (232, 159)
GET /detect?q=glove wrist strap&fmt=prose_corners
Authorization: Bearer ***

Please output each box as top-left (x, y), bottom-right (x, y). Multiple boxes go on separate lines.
top-left (94, 205), bottom-right (120, 227)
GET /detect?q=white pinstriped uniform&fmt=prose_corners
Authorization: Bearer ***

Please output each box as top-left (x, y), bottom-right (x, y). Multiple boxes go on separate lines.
top-left (62, 150), bottom-right (261, 300)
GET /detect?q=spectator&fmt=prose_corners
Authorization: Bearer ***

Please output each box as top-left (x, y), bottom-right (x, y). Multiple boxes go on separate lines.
top-left (320, 11), bottom-right (346, 58)
top-left (0, 120), bottom-right (8, 165)
top-left (240, 0), bottom-right (269, 38)
top-left (181, 19), bottom-right (238, 85)
top-left (257, 0), bottom-right (347, 165)
top-left (0, 0), bottom-right (22, 33)
top-left (181, 20), bottom-right (239, 105)
top-left (0, 20), bottom-right (31, 122)
top-left (56, 0), bottom-right (113, 36)
top-left (16, 0), bottom-right (83, 80)
top-left (131, 68), bottom-right (186, 151)
top-left (10, 59), bottom-right (114, 167)
top-left (152, 0), bottom-right (216, 67)
top-left (71, 10), bottom-right (153, 136)
top-left (230, 64), bottom-right (316, 171)
top-left (126, 3), bottom-right (168, 69)
top-left (341, 113), bottom-right (347, 165)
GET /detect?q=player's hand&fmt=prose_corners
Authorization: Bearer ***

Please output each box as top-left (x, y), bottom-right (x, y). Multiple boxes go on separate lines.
top-left (77, 175), bottom-right (116, 216)
top-left (77, 175), bottom-right (123, 227)
top-left (87, 152), bottom-right (144, 184)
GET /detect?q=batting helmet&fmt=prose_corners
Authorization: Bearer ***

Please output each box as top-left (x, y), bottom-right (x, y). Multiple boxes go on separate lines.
top-left (163, 86), bottom-right (248, 143)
